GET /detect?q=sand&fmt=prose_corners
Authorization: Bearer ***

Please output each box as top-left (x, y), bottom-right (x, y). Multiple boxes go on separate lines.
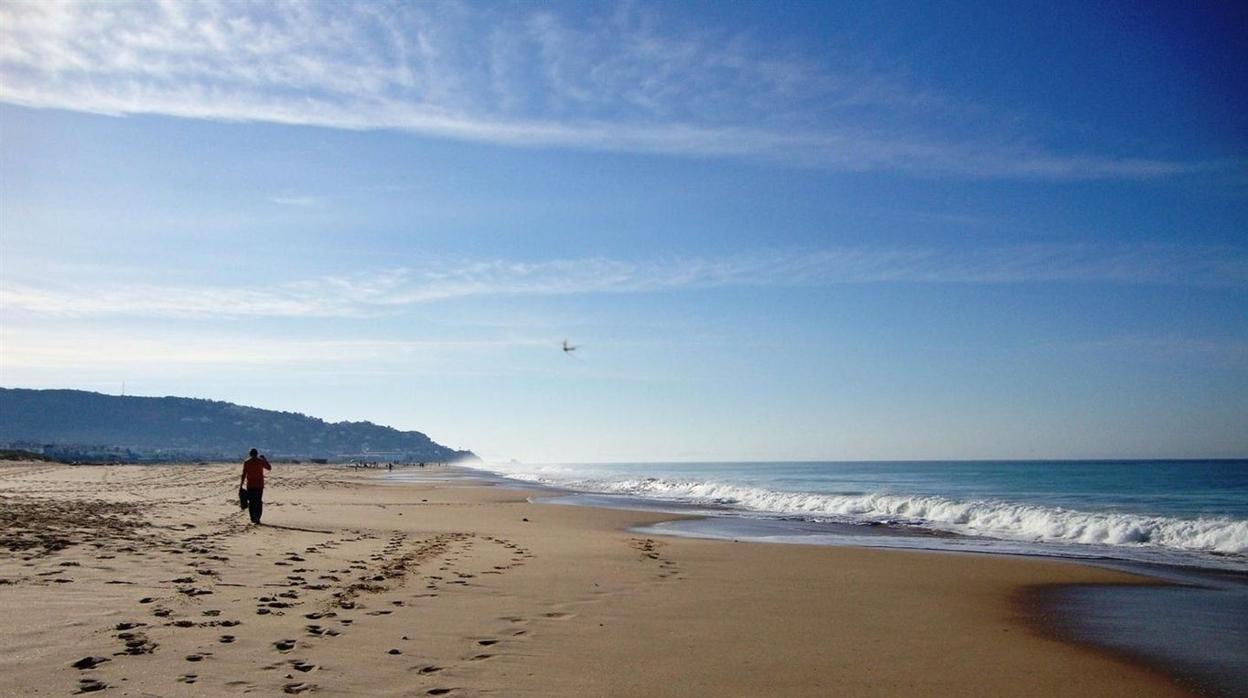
top-left (0, 461), bottom-right (1189, 696)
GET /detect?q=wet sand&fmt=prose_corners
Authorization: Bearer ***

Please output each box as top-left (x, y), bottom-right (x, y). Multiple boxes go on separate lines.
top-left (0, 462), bottom-right (1189, 696)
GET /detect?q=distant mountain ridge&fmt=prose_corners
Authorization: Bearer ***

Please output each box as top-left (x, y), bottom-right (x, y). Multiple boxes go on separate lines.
top-left (0, 388), bottom-right (475, 463)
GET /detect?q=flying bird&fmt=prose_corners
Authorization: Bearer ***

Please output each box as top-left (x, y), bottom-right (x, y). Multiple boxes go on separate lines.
top-left (562, 339), bottom-right (578, 353)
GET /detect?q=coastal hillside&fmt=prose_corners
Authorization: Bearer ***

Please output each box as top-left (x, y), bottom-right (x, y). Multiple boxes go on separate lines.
top-left (0, 388), bottom-right (474, 463)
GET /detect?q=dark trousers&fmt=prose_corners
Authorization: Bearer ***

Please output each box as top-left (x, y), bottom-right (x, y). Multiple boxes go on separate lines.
top-left (246, 487), bottom-right (264, 524)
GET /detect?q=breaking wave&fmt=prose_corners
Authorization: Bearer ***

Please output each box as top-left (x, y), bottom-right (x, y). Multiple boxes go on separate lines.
top-left (498, 470), bottom-right (1248, 555)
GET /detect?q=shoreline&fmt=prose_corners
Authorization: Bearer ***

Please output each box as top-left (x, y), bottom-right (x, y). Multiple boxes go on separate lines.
top-left (427, 464), bottom-right (1248, 696)
top-left (464, 461), bottom-right (1248, 573)
top-left (1020, 572), bottom-right (1248, 698)
top-left (0, 461), bottom-right (1196, 696)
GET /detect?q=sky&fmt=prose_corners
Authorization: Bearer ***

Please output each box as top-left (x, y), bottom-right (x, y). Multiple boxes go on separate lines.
top-left (1, 0), bottom-right (1246, 462)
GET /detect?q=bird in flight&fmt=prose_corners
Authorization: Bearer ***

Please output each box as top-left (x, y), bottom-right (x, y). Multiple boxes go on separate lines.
top-left (562, 339), bottom-right (578, 353)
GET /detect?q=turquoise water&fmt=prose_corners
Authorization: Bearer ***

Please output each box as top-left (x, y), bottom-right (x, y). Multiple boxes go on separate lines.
top-left (483, 460), bottom-right (1248, 570)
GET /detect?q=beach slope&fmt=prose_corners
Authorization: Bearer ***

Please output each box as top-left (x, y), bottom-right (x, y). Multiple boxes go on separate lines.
top-left (0, 463), bottom-right (1185, 696)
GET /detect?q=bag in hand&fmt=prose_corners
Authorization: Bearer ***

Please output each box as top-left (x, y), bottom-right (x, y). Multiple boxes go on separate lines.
top-left (238, 487), bottom-right (249, 511)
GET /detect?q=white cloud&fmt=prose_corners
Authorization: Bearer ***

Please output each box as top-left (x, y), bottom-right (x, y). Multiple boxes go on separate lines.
top-left (2, 244), bottom-right (1242, 319)
top-left (0, 327), bottom-right (542, 368)
top-left (0, 281), bottom-right (356, 317)
top-left (0, 0), bottom-right (1202, 179)
top-left (268, 195), bottom-right (322, 207)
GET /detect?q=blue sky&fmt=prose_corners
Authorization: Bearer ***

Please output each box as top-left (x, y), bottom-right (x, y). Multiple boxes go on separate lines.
top-left (1, 0), bottom-right (1245, 461)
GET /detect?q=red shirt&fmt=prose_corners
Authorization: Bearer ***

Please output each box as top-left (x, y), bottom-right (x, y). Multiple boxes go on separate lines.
top-left (243, 456), bottom-right (270, 489)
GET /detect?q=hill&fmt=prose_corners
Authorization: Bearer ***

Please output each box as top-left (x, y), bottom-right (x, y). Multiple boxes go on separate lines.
top-left (0, 388), bottom-right (474, 463)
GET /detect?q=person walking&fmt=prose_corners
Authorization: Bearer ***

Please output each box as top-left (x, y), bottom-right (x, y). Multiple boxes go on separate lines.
top-left (240, 448), bottom-right (271, 524)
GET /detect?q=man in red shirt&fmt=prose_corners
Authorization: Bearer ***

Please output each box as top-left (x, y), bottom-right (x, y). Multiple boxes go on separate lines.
top-left (240, 448), bottom-right (271, 524)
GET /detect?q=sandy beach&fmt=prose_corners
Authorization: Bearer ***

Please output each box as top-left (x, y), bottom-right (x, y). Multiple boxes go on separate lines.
top-left (0, 461), bottom-right (1189, 697)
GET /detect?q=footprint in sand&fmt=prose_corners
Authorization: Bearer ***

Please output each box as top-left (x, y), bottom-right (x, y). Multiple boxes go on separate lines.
top-left (71, 656), bottom-right (110, 670)
top-left (178, 586), bottom-right (213, 597)
top-left (76, 678), bottom-right (107, 693)
top-left (274, 639), bottom-right (296, 652)
top-left (305, 624), bottom-right (340, 637)
top-left (177, 674), bottom-right (198, 684)
top-left (426, 689), bottom-right (453, 696)
top-left (117, 631), bottom-right (157, 655)
top-left (219, 635), bottom-right (236, 644)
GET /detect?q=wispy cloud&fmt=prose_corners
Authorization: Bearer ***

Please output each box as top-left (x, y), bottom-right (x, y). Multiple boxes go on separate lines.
top-left (268, 194), bottom-right (322, 208)
top-left (0, 1), bottom-right (1203, 179)
top-left (0, 329), bottom-right (544, 368)
top-left (3, 244), bottom-right (1243, 319)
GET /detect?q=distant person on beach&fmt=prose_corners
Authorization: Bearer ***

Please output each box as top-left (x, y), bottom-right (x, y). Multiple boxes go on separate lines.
top-left (240, 448), bottom-right (271, 525)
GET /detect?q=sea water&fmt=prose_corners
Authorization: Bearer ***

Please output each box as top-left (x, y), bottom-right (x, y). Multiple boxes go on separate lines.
top-left (469, 459), bottom-right (1248, 694)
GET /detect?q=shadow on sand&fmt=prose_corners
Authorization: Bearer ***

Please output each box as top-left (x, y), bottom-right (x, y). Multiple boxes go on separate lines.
top-left (258, 523), bottom-right (334, 534)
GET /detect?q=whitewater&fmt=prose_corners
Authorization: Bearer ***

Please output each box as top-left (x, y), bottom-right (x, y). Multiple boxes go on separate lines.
top-left (480, 460), bottom-right (1248, 569)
